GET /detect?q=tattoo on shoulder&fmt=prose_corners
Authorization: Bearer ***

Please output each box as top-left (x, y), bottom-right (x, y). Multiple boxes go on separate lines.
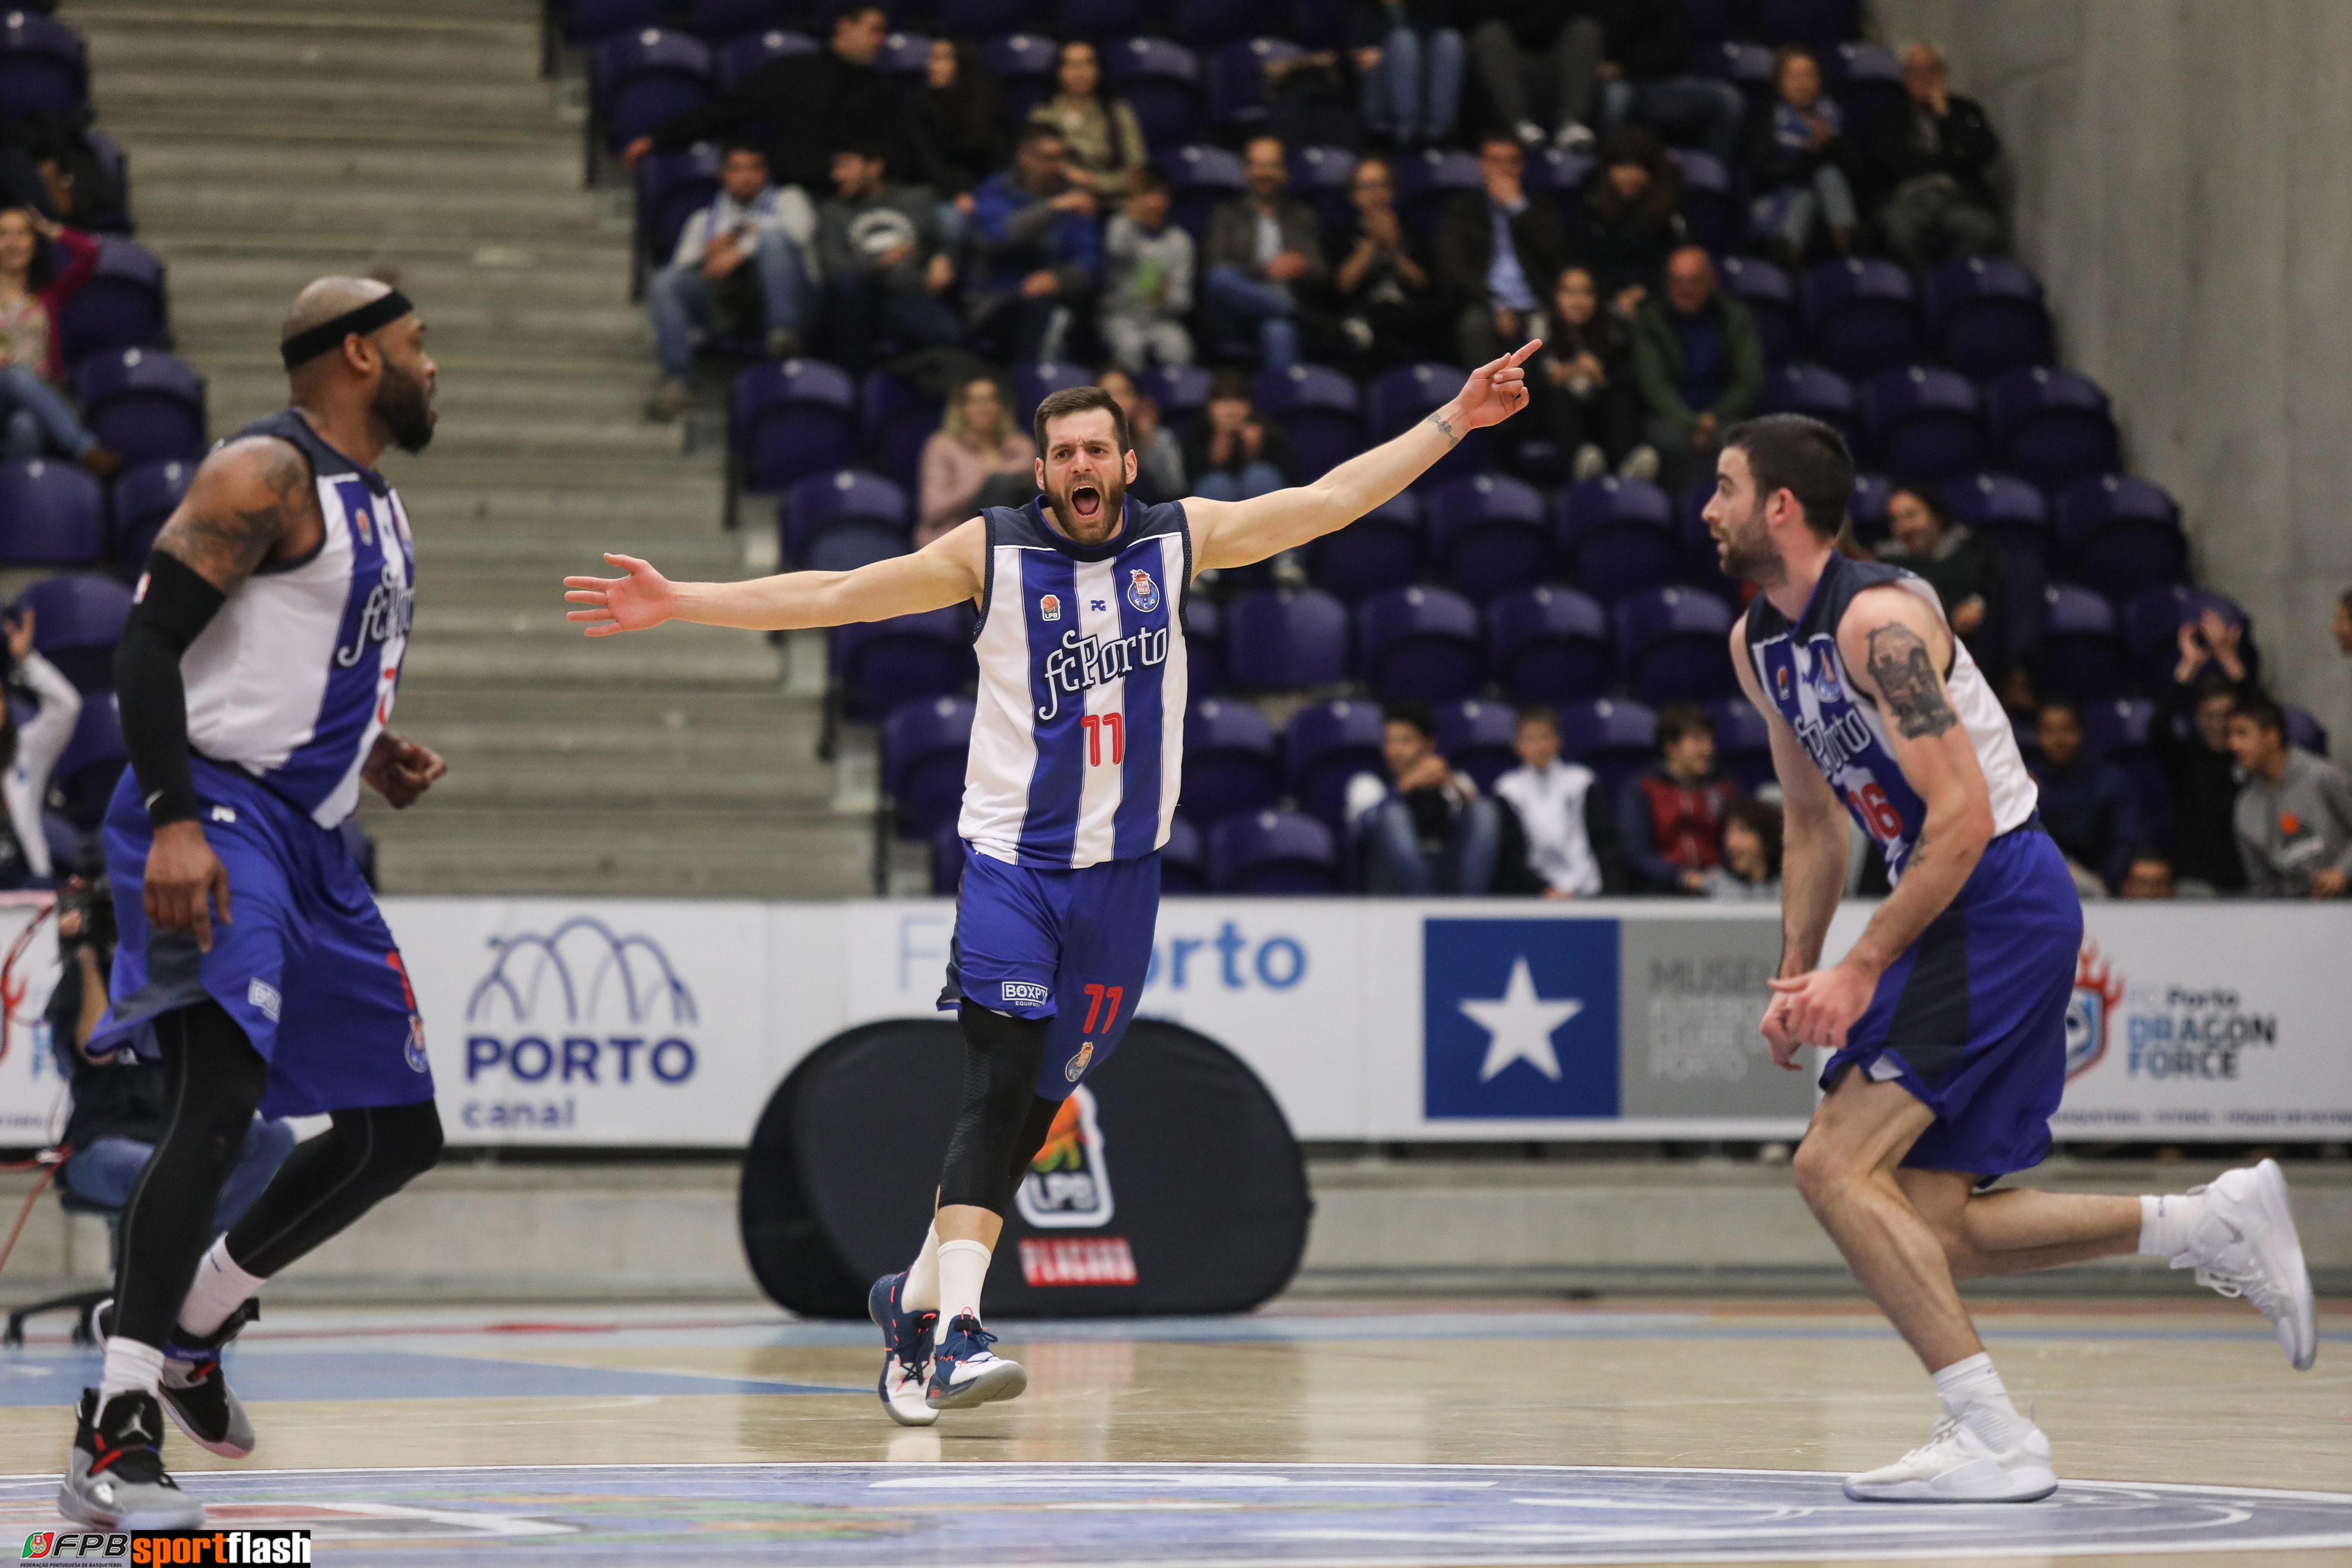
top-left (1863, 622), bottom-right (1958, 739)
top-left (1422, 411), bottom-right (1459, 448)
top-left (155, 438), bottom-right (312, 589)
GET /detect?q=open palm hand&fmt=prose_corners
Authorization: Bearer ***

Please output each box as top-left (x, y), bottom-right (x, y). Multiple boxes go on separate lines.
top-left (564, 553), bottom-right (675, 636)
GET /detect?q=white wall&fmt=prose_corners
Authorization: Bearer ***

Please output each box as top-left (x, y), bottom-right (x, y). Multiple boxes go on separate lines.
top-left (1871, 0), bottom-right (2352, 748)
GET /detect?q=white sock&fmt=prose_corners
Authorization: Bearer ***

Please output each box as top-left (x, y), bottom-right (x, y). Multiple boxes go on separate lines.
top-left (97, 1338), bottom-right (165, 1405)
top-left (2138, 1192), bottom-right (2205, 1258)
top-left (936, 1238), bottom-right (992, 1329)
top-left (903, 1224), bottom-right (942, 1313)
top-left (176, 1234), bottom-right (266, 1341)
top-left (1932, 1351), bottom-right (2031, 1452)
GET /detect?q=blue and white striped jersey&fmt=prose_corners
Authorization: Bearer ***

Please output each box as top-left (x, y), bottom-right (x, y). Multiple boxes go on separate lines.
top-left (961, 496), bottom-right (1190, 868)
top-left (175, 409), bottom-right (416, 829)
top-left (1743, 553), bottom-right (2035, 882)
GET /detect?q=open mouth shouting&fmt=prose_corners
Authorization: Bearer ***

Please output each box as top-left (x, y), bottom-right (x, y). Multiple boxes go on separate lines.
top-left (1068, 480), bottom-right (1105, 524)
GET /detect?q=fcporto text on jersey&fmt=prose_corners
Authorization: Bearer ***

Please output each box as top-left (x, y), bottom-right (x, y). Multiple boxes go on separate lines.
top-left (1037, 624), bottom-right (1170, 723)
top-left (334, 557), bottom-right (416, 669)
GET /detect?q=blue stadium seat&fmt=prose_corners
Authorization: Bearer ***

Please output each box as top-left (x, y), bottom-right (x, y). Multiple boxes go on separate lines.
top-left (877, 30), bottom-right (933, 76)
top-left (1056, 0), bottom-right (1146, 40)
top-left (1226, 585), bottom-right (1348, 688)
top-left (1366, 362), bottom-right (1488, 482)
top-left (1012, 361), bottom-right (1092, 427)
top-left (1846, 470), bottom-right (1892, 545)
top-left (784, 468), bottom-right (910, 570)
top-left (717, 28), bottom-right (817, 88)
top-left (1824, 40), bottom-right (1905, 138)
top-left (1487, 584), bottom-right (1611, 703)
top-left (1305, 490), bottom-right (1423, 603)
top-left (858, 369), bottom-right (943, 479)
top-left (109, 457), bottom-right (192, 571)
top-left (2120, 584), bottom-right (2253, 692)
top-left (58, 239), bottom-right (165, 367)
top-left (76, 349), bottom-right (204, 465)
top-left (1395, 146), bottom-right (1482, 236)
top-left (1761, 362), bottom-right (1858, 443)
top-left (1287, 142), bottom-right (1359, 232)
top-left (1756, 0), bottom-right (1857, 45)
top-left (1862, 365), bottom-right (1982, 479)
top-left (16, 573), bottom-right (132, 693)
top-left (1707, 697), bottom-right (1774, 792)
top-left (1358, 584), bottom-right (1482, 701)
top-left (592, 29), bottom-right (714, 155)
top-left (0, 460), bottom-right (104, 567)
top-left (1184, 594), bottom-right (1227, 694)
top-left (1554, 476), bottom-right (1677, 604)
top-left (1945, 471), bottom-right (2051, 570)
top-left (732, 357), bottom-right (857, 493)
top-left (1670, 149), bottom-right (1738, 252)
top-left (883, 695), bottom-right (976, 839)
top-left (2285, 705), bottom-right (2330, 758)
top-left (0, 11), bottom-right (87, 122)
top-left (1555, 697), bottom-right (1657, 799)
top-left (1615, 585), bottom-right (1738, 704)
top-left (1437, 698), bottom-right (1521, 793)
top-left (1178, 0), bottom-right (1259, 49)
top-left (1139, 362), bottom-right (1211, 428)
top-left (2036, 584), bottom-right (2127, 701)
top-left (937, 0), bottom-right (1032, 34)
top-left (1691, 38), bottom-right (1773, 101)
top-left (1523, 147), bottom-right (1594, 206)
top-left (1161, 142), bottom-right (1247, 240)
top-left (1426, 472), bottom-right (1547, 605)
top-left (1206, 37), bottom-right (1305, 131)
top-left (51, 693), bottom-right (124, 832)
top-left (1924, 256), bottom-right (2052, 379)
top-left (638, 145), bottom-right (723, 270)
top-left (567, 0), bottom-right (667, 47)
top-left (1209, 808), bottom-right (1338, 893)
top-left (1160, 812), bottom-right (1209, 892)
top-left (1987, 366), bottom-right (2117, 490)
top-left (686, 0), bottom-right (786, 40)
top-left (2080, 695), bottom-right (2174, 848)
top-left (1254, 362), bottom-right (1362, 482)
top-left (981, 29), bottom-right (1059, 86)
top-left (832, 605), bottom-right (974, 723)
top-left (1802, 258), bottom-right (1918, 378)
top-left (2054, 474), bottom-right (2186, 601)
top-left (1180, 697), bottom-right (1281, 823)
top-left (1284, 697), bottom-right (1385, 830)
top-left (1719, 255), bottom-right (1796, 365)
top-left (1108, 37), bottom-right (1203, 152)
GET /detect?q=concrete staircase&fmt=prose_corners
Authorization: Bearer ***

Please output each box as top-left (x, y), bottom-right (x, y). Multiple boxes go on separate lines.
top-left (65, 0), bottom-right (873, 896)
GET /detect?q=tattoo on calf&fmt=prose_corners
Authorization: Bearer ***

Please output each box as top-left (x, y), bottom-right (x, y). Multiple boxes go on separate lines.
top-left (1422, 412), bottom-right (1459, 448)
top-left (1864, 622), bottom-right (1959, 739)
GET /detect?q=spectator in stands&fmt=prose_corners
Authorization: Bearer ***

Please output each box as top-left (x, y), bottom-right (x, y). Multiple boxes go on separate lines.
top-left (918, 374), bottom-right (1033, 544)
top-left (1463, 1), bottom-right (1602, 152)
top-left (1329, 155), bottom-right (1451, 365)
top-left (0, 608), bottom-right (77, 888)
top-left (1348, 700), bottom-right (1511, 894)
top-left (1630, 244), bottom-right (1763, 492)
top-left (1876, 480), bottom-right (2005, 677)
top-left (968, 124), bottom-right (1099, 362)
top-left (1702, 796), bottom-right (1783, 900)
top-left (2032, 697), bottom-right (2141, 896)
top-left (1592, 0), bottom-right (1745, 165)
top-left (2156, 611), bottom-right (2251, 894)
top-left (920, 38), bottom-right (1008, 210)
top-left (625, 4), bottom-right (912, 197)
top-left (1204, 137), bottom-right (1327, 372)
top-left (1183, 371), bottom-right (1293, 502)
top-left (1532, 265), bottom-right (1648, 483)
top-left (1096, 366), bottom-right (1185, 501)
top-left (2120, 849), bottom-right (2177, 899)
top-left (1100, 167), bottom-right (1194, 374)
top-left (1871, 42), bottom-right (2003, 272)
top-left (1437, 135), bottom-right (1570, 368)
top-left (0, 207), bottom-right (118, 476)
top-left (643, 144), bottom-right (808, 423)
top-left (1745, 45), bottom-right (1857, 268)
top-left (1618, 701), bottom-right (1738, 893)
top-left (817, 145), bottom-right (960, 374)
top-left (1491, 705), bottom-right (1620, 896)
top-left (2229, 689), bottom-right (2352, 899)
top-left (1349, 1), bottom-right (1465, 149)
top-left (1567, 126), bottom-right (1684, 311)
top-left (1029, 40), bottom-right (1150, 202)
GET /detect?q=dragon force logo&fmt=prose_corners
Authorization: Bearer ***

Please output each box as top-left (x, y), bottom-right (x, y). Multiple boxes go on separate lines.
top-left (1036, 624), bottom-right (1169, 723)
top-left (462, 917), bottom-right (700, 1108)
top-left (2066, 940), bottom-right (2123, 1080)
top-left (335, 556), bottom-right (415, 669)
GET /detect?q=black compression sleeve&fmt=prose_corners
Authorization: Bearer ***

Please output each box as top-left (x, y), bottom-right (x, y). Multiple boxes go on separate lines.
top-left (116, 551), bottom-right (228, 829)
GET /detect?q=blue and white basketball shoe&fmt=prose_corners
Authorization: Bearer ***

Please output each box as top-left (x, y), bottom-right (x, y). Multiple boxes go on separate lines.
top-left (926, 1315), bottom-right (1027, 1410)
top-left (867, 1273), bottom-right (938, 1427)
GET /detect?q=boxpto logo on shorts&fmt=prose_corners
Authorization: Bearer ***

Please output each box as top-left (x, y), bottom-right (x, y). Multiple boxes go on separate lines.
top-left (1001, 980), bottom-right (1050, 1008)
top-left (1016, 1086), bottom-right (1115, 1228)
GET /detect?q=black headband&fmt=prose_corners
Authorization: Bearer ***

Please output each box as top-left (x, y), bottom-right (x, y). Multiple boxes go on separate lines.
top-left (279, 290), bottom-right (415, 371)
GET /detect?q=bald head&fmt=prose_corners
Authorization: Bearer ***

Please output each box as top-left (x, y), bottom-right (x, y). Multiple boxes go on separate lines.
top-left (279, 274), bottom-right (437, 457)
top-left (282, 275), bottom-right (396, 346)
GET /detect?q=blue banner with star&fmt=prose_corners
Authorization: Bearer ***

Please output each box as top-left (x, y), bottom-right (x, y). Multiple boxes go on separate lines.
top-left (1423, 918), bottom-right (1621, 1118)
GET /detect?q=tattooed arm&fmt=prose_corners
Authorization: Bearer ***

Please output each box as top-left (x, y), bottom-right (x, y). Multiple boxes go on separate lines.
top-left (152, 435), bottom-right (323, 589)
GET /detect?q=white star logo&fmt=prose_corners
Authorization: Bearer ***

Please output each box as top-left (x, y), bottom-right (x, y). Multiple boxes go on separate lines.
top-left (1458, 956), bottom-right (1585, 1083)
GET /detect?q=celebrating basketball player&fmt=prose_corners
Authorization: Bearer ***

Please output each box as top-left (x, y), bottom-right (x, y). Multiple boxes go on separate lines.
top-left (57, 278), bottom-right (448, 1529)
top-left (567, 345), bottom-right (1538, 1423)
top-left (1713, 414), bottom-right (2315, 1503)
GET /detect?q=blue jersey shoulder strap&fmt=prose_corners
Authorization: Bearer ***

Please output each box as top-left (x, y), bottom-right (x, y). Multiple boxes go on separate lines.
top-left (230, 407), bottom-right (390, 497)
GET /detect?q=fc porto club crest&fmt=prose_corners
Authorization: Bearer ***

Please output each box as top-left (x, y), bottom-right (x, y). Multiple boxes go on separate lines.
top-left (1063, 1040), bottom-right (1094, 1082)
top-left (1124, 567), bottom-right (1161, 614)
top-left (1811, 652), bottom-right (1844, 704)
top-left (1039, 592), bottom-right (1062, 622)
top-left (2065, 940), bottom-right (2124, 1080)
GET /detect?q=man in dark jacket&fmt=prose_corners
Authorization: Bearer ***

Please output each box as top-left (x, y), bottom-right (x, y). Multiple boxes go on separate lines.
top-left (816, 145), bottom-right (961, 371)
top-left (1436, 135), bottom-right (1570, 367)
top-left (1871, 42), bottom-right (2003, 270)
top-left (2031, 697), bottom-right (2142, 896)
top-left (1591, 0), bottom-right (1745, 164)
top-left (1629, 244), bottom-right (1762, 490)
top-left (1203, 135), bottom-right (1328, 371)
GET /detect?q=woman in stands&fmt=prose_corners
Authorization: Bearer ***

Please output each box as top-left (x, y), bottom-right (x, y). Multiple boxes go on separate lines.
top-left (920, 38), bottom-right (1007, 217)
top-left (1570, 126), bottom-right (1685, 311)
top-left (1745, 45), bottom-right (1859, 269)
top-left (917, 375), bottom-right (1034, 546)
top-left (0, 606), bottom-right (83, 888)
top-left (0, 208), bottom-right (121, 478)
top-left (1533, 265), bottom-right (1648, 482)
top-left (1027, 40), bottom-right (1149, 202)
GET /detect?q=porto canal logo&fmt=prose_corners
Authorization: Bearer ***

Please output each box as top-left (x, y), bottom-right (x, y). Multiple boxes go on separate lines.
top-left (463, 918), bottom-right (701, 1107)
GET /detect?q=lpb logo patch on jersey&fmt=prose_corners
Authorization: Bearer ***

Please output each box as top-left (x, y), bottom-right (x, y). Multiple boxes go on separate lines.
top-left (1016, 1086), bottom-right (1114, 1228)
top-left (1039, 593), bottom-right (1061, 622)
top-left (1125, 568), bottom-right (1161, 614)
top-left (1774, 664), bottom-right (1792, 701)
top-left (2065, 940), bottom-right (2124, 1080)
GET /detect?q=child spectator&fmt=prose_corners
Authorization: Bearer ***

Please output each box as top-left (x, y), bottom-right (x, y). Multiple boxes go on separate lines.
top-left (1183, 372), bottom-right (1293, 501)
top-left (2228, 690), bottom-right (2352, 898)
top-left (917, 375), bottom-right (1034, 544)
top-left (2031, 696), bottom-right (2141, 896)
top-left (1618, 701), bottom-right (1738, 893)
top-left (1100, 167), bottom-right (1194, 374)
top-left (1028, 40), bottom-right (1150, 202)
top-left (0, 207), bottom-right (119, 475)
top-left (1490, 705), bottom-right (1620, 896)
top-left (1745, 45), bottom-right (1857, 268)
top-left (1702, 796), bottom-right (1783, 900)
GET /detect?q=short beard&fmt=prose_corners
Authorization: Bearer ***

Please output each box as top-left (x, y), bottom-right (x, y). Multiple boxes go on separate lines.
top-left (1717, 498), bottom-right (1786, 587)
top-left (372, 357), bottom-right (435, 454)
top-left (1046, 472), bottom-right (1124, 540)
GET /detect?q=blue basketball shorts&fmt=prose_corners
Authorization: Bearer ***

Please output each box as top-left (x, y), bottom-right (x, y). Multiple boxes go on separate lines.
top-left (938, 844), bottom-right (1161, 1101)
top-left (89, 759), bottom-right (436, 1120)
top-left (1820, 822), bottom-right (2083, 1177)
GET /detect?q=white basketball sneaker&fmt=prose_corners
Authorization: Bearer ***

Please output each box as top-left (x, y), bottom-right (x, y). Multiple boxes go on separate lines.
top-left (1845, 1412), bottom-right (2057, 1503)
top-left (926, 1314), bottom-right (1027, 1410)
top-left (2174, 1159), bottom-right (2317, 1371)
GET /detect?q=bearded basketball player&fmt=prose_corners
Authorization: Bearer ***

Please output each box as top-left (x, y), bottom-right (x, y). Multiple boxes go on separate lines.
top-left (1711, 413), bottom-right (2315, 1503)
top-left (567, 346), bottom-right (1538, 1423)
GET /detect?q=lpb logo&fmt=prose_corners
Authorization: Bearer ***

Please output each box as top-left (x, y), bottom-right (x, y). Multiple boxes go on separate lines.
top-left (1016, 1088), bottom-right (1115, 1229)
top-left (463, 917), bottom-right (701, 1087)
